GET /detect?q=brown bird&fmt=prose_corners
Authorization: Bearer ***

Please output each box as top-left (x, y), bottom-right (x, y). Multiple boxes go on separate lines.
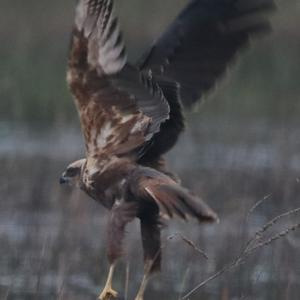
top-left (60, 0), bottom-right (274, 299)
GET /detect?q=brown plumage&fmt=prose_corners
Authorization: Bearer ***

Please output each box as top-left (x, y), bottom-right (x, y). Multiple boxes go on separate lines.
top-left (60, 0), bottom-right (274, 299)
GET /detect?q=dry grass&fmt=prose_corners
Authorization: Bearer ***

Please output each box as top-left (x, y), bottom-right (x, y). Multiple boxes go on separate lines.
top-left (168, 233), bottom-right (209, 260)
top-left (1, 121), bottom-right (300, 299)
top-left (181, 207), bottom-right (300, 300)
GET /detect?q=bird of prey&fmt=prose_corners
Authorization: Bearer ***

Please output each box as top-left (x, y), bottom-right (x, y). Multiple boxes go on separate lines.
top-left (60, 0), bottom-right (274, 299)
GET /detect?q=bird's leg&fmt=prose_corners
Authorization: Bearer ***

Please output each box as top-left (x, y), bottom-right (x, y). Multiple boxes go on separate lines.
top-left (99, 201), bottom-right (138, 300)
top-left (98, 264), bottom-right (118, 300)
top-left (134, 216), bottom-right (162, 300)
top-left (134, 273), bottom-right (150, 300)
top-left (134, 260), bottom-right (159, 300)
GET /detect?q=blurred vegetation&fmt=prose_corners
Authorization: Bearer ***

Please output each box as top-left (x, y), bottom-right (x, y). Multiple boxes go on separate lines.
top-left (1, 2), bottom-right (300, 298)
top-left (0, 0), bottom-right (299, 128)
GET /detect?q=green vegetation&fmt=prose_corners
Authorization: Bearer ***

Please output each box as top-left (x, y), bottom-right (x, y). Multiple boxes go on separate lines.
top-left (0, 0), bottom-right (299, 127)
top-left (1, 2), bottom-right (299, 298)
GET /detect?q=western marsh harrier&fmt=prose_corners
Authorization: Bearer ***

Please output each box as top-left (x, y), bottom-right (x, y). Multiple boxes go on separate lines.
top-left (60, 0), bottom-right (274, 299)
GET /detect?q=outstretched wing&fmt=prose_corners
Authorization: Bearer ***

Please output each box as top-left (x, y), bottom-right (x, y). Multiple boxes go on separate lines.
top-left (68, 0), bottom-right (169, 157)
top-left (135, 0), bottom-right (275, 164)
top-left (138, 0), bottom-right (275, 108)
top-left (74, 0), bottom-right (127, 75)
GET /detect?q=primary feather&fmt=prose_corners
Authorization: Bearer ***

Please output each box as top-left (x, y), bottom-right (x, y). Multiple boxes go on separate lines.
top-left (68, 0), bottom-right (170, 158)
top-left (63, 1), bottom-right (275, 296)
top-left (138, 0), bottom-right (275, 108)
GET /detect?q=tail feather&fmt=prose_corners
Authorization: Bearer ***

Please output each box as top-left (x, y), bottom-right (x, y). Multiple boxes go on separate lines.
top-left (129, 166), bottom-right (218, 223)
top-left (145, 183), bottom-right (218, 223)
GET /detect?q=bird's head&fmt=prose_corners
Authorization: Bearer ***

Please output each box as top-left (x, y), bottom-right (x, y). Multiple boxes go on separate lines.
top-left (60, 159), bottom-right (86, 187)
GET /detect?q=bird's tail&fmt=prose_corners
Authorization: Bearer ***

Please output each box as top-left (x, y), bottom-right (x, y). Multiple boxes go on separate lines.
top-left (130, 167), bottom-right (218, 223)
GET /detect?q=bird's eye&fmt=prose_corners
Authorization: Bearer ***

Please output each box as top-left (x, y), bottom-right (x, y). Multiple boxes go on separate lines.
top-left (66, 167), bottom-right (79, 177)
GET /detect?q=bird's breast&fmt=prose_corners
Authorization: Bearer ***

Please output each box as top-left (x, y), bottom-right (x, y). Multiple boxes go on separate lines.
top-left (81, 160), bottom-right (132, 209)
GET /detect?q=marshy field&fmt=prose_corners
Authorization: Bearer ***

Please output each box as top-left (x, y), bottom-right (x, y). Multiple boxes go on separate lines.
top-left (1, 1), bottom-right (300, 299)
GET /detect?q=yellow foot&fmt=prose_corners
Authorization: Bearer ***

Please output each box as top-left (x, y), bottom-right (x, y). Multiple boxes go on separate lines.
top-left (98, 287), bottom-right (118, 300)
top-left (134, 296), bottom-right (143, 300)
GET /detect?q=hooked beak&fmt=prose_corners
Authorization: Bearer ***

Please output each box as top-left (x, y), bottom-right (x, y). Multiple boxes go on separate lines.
top-left (59, 175), bottom-right (68, 185)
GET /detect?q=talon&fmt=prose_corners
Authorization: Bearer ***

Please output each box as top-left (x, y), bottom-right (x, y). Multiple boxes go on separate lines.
top-left (98, 264), bottom-right (117, 300)
top-left (98, 287), bottom-right (118, 300)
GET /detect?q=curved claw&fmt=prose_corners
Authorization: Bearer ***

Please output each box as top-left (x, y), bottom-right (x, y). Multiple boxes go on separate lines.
top-left (98, 264), bottom-right (118, 300)
top-left (98, 287), bottom-right (118, 300)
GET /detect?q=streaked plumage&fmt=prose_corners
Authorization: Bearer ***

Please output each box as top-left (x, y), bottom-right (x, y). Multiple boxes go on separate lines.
top-left (60, 0), bottom-right (274, 299)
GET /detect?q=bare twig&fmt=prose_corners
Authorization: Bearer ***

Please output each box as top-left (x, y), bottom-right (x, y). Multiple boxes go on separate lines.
top-left (254, 207), bottom-right (300, 239)
top-left (246, 223), bottom-right (300, 255)
top-left (178, 267), bottom-right (190, 300)
top-left (243, 207), bottom-right (300, 253)
top-left (181, 209), bottom-right (300, 300)
top-left (181, 261), bottom-right (238, 300)
top-left (168, 233), bottom-right (209, 260)
top-left (246, 194), bottom-right (272, 220)
top-left (124, 262), bottom-right (130, 300)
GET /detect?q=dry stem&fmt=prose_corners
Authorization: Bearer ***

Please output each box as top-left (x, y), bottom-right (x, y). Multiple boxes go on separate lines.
top-left (181, 207), bottom-right (300, 300)
top-left (246, 194), bottom-right (272, 220)
top-left (168, 233), bottom-right (209, 260)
